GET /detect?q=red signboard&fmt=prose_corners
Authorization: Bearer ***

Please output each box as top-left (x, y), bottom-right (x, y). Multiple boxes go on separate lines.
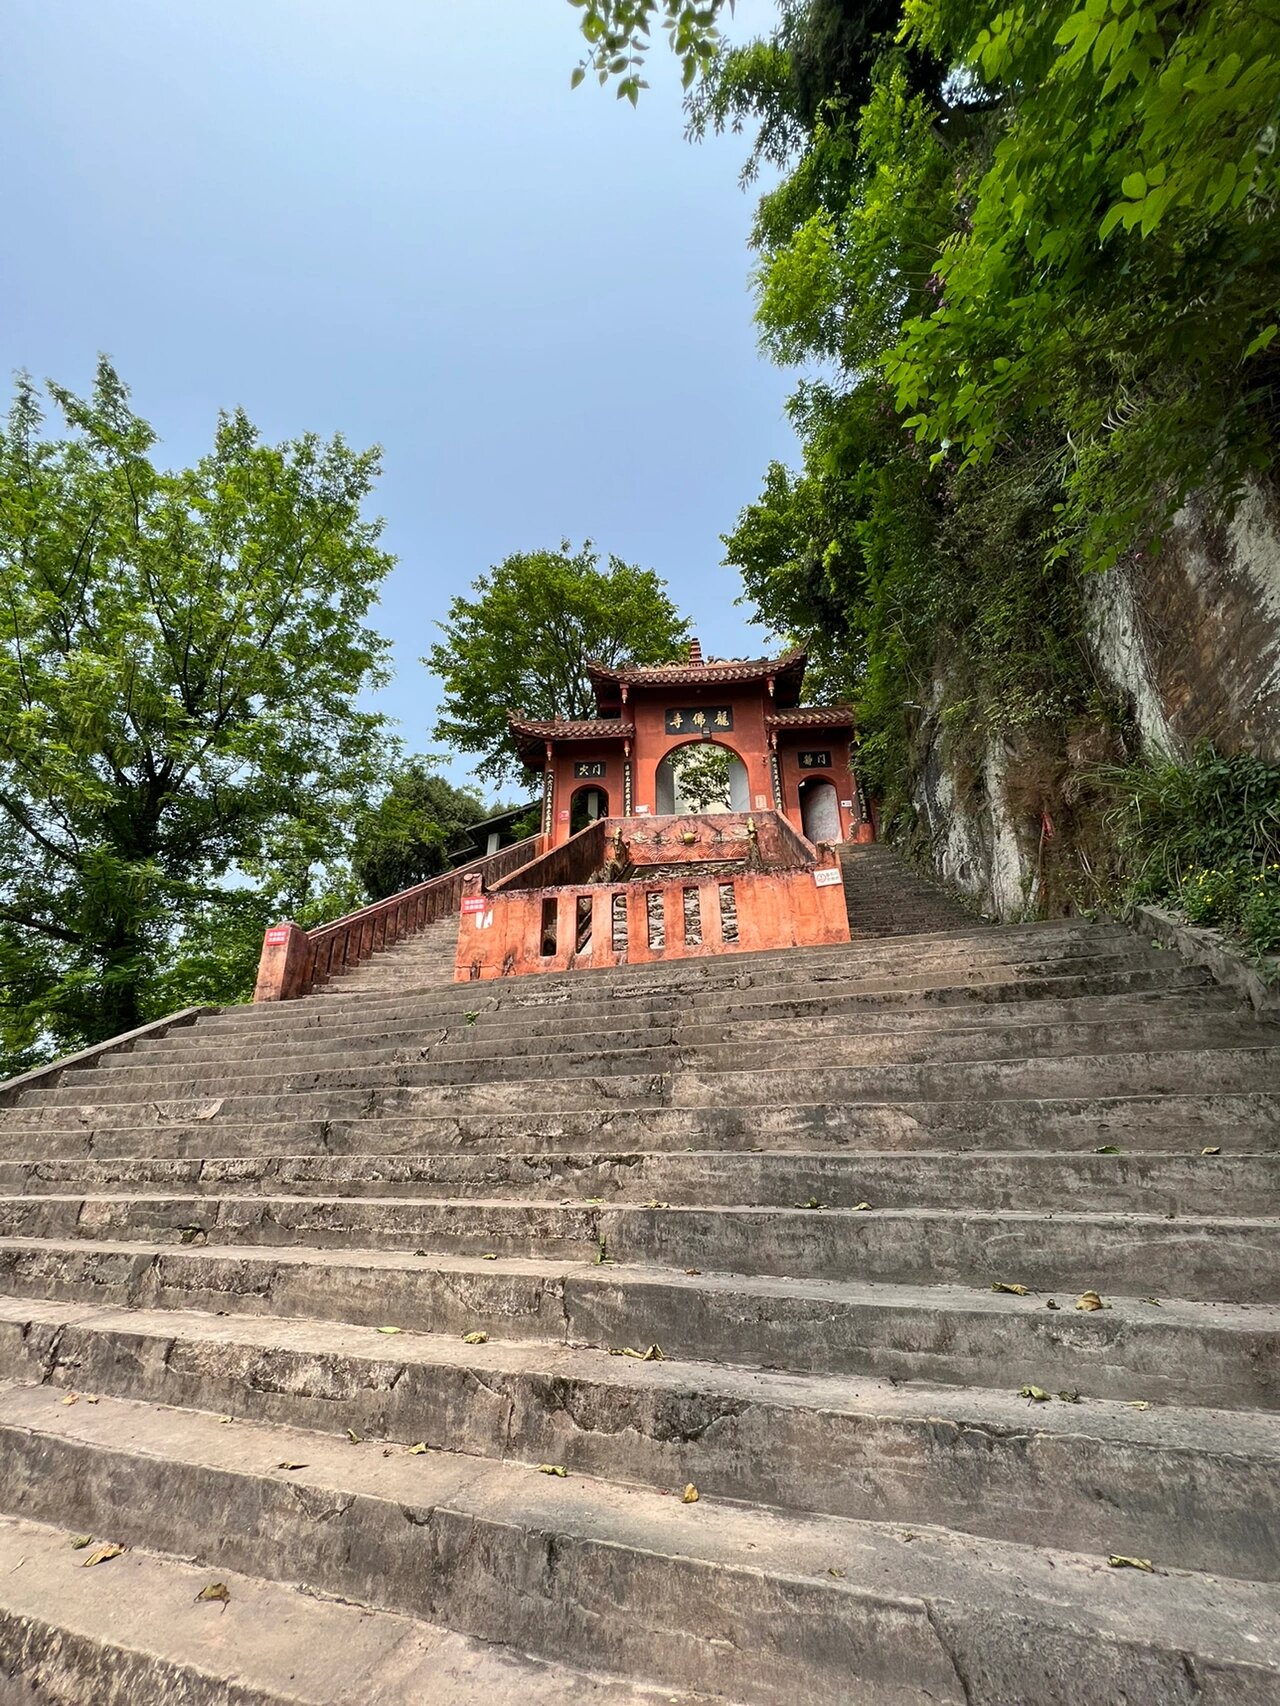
top-left (460, 897), bottom-right (487, 915)
top-left (265, 926), bottom-right (290, 946)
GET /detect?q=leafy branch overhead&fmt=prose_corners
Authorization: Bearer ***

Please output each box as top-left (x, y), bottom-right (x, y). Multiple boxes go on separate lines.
top-left (569, 0), bottom-right (730, 100)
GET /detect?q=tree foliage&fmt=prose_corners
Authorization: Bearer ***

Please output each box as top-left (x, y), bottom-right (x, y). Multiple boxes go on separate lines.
top-left (0, 360), bottom-right (394, 1070)
top-left (351, 763), bottom-right (485, 901)
top-left (426, 541), bottom-right (690, 786)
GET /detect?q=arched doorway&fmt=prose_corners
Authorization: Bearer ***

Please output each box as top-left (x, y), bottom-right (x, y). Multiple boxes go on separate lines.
top-left (570, 784), bottom-right (609, 834)
top-left (798, 776), bottom-right (841, 843)
top-left (654, 742), bottom-right (749, 815)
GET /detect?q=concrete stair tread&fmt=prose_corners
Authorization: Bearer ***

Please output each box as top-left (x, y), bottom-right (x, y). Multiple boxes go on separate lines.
top-left (2, 1382), bottom-right (1277, 1704)
top-left (7, 1293), bottom-right (1276, 1461)
top-left (2, 1235), bottom-right (1273, 1410)
top-left (0, 1512), bottom-right (706, 1706)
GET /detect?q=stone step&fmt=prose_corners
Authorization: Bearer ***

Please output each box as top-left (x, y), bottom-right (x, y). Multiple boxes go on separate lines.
top-left (4, 1091), bottom-right (1275, 1155)
top-left (4, 1297), bottom-right (1276, 1579)
top-left (0, 1194), bottom-right (1275, 1299)
top-left (12, 1044), bottom-right (1277, 1122)
top-left (194, 950), bottom-right (1183, 1039)
top-left (2, 1237), bottom-right (1271, 1408)
top-left (0, 1512), bottom-right (696, 1706)
top-left (2, 1386), bottom-right (1276, 1705)
top-left (117, 986), bottom-right (1236, 1070)
top-left (1, 1149), bottom-right (1272, 1215)
top-left (65, 1011), bottom-right (1274, 1094)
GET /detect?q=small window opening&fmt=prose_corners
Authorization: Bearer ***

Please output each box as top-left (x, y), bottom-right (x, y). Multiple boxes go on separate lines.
top-left (719, 882), bottom-right (739, 944)
top-left (646, 891), bottom-right (665, 951)
top-left (611, 892), bottom-right (628, 953)
top-left (682, 887), bottom-right (702, 946)
top-left (575, 894), bottom-right (593, 954)
top-left (540, 897), bottom-right (558, 957)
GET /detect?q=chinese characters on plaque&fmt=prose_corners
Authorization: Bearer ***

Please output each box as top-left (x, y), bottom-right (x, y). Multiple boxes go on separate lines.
top-left (798, 750), bottom-right (832, 769)
top-left (572, 761), bottom-right (606, 779)
top-left (663, 708), bottom-right (733, 735)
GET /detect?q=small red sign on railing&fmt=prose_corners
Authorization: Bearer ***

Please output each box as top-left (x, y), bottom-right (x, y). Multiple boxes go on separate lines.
top-left (460, 897), bottom-right (487, 915)
top-left (265, 926), bottom-right (290, 946)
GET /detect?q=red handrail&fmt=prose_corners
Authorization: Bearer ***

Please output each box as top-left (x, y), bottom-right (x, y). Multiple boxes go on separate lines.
top-left (253, 835), bottom-right (543, 1001)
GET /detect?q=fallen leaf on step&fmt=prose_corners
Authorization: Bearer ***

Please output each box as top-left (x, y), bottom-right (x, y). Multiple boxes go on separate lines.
top-left (991, 1282), bottom-right (1031, 1296)
top-left (609, 1344), bottom-right (664, 1361)
top-left (1076, 1290), bottom-right (1105, 1312)
top-left (1019, 1386), bottom-right (1051, 1402)
top-left (218, 1415), bottom-right (233, 1424)
top-left (277, 1461), bottom-right (308, 1471)
top-left (682, 1483), bottom-right (699, 1503)
top-left (1140, 1297), bottom-right (1161, 1307)
top-left (1057, 1390), bottom-right (1082, 1403)
top-left (407, 1443), bottom-right (428, 1455)
top-left (481, 1253), bottom-right (498, 1260)
top-left (644, 1200), bottom-right (671, 1210)
top-left (61, 1393), bottom-right (78, 1406)
top-left (827, 1567), bottom-right (846, 1578)
top-left (1201, 1146), bottom-right (1221, 1156)
top-left (1094, 1145), bottom-right (1121, 1155)
top-left (178, 1227), bottom-right (206, 1245)
top-left (69, 1535), bottom-right (93, 1550)
top-left (850, 1202), bottom-right (872, 1212)
top-left (1124, 1400), bottom-right (1150, 1411)
top-left (85, 1395), bottom-right (99, 1404)
top-left (346, 1429), bottom-right (361, 1444)
top-left (82, 1543), bottom-right (124, 1568)
top-left (684, 1268), bottom-right (701, 1276)
top-left (462, 1331), bottom-right (488, 1345)
top-left (194, 1582), bottom-right (230, 1605)
top-left (538, 1464), bottom-right (567, 1477)
top-left (795, 1198), bottom-right (826, 1210)
top-left (1108, 1555), bottom-right (1154, 1571)
top-left (377, 1326), bottom-right (403, 1335)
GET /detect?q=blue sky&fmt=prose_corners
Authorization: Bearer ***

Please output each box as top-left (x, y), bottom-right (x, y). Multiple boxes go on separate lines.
top-left (2, 0), bottom-right (796, 798)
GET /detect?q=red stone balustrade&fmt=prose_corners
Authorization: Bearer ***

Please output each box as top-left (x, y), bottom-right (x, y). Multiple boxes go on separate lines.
top-left (252, 836), bottom-right (543, 1001)
top-left (454, 813), bottom-right (849, 981)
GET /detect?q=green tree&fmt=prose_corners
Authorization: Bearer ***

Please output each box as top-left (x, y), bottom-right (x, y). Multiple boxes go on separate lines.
top-left (426, 540), bottom-right (690, 786)
top-left (351, 763), bottom-right (486, 901)
top-left (0, 360), bottom-right (395, 1071)
top-left (671, 743), bottom-right (734, 811)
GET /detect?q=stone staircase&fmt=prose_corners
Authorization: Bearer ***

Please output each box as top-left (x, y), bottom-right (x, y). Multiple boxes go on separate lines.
top-left (0, 889), bottom-right (1276, 1699)
top-left (839, 842), bottom-right (976, 936)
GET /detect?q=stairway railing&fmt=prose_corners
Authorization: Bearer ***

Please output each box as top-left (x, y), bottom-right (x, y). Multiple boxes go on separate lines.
top-left (252, 835), bottom-right (544, 1002)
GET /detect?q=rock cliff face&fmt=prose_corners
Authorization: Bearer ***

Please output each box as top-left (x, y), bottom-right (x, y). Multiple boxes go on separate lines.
top-left (909, 478), bottom-right (1280, 920)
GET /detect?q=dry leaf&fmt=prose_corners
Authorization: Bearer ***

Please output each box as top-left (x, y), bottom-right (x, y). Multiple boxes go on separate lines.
top-left (1094, 1145), bottom-right (1121, 1154)
top-left (684, 1268), bottom-right (701, 1276)
top-left (407, 1442), bottom-right (428, 1455)
top-left (195, 1582), bottom-right (230, 1605)
top-left (346, 1428), bottom-right (361, 1444)
top-left (377, 1326), bottom-right (402, 1335)
top-left (991, 1282), bottom-right (1031, 1296)
top-left (277, 1460), bottom-right (307, 1470)
top-left (827, 1566), bottom-right (846, 1578)
top-left (218, 1415), bottom-right (233, 1424)
top-left (538, 1463), bottom-right (567, 1477)
top-left (796, 1198), bottom-right (826, 1210)
top-left (644, 1200), bottom-right (671, 1210)
top-left (1124, 1400), bottom-right (1150, 1411)
top-left (85, 1395), bottom-right (99, 1405)
top-left (1140, 1297), bottom-right (1162, 1307)
top-left (1057, 1390), bottom-right (1082, 1403)
top-left (682, 1483), bottom-right (699, 1503)
top-left (609, 1344), bottom-right (664, 1362)
top-left (462, 1331), bottom-right (488, 1345)
top-left (178, 1226), bottom-right (206, 1245)
top-left (481, 1253), bottom-right (498, 1260)
top-left (1201, 1146), bottom-right (1221, 1156)
top-left (1076, 1290), bottom-right (1105, 1312)
top-left (1108, 1555), bottom-right (1154, 1571)
top-left (70, 1534), bottom-right (93, 1550)
top-left (1019, 1386), bottom-right (1051, 1402)
top-left (82, 1543), bottom-right (124, 1568)
top-left (61, 1393), bottom-right (78, 1406)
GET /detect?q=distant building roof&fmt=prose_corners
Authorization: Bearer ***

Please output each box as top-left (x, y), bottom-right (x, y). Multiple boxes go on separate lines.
top-left (509, 716), bottom-right (635, 768)
top-left (587, 643), bottom-right (808, 709)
